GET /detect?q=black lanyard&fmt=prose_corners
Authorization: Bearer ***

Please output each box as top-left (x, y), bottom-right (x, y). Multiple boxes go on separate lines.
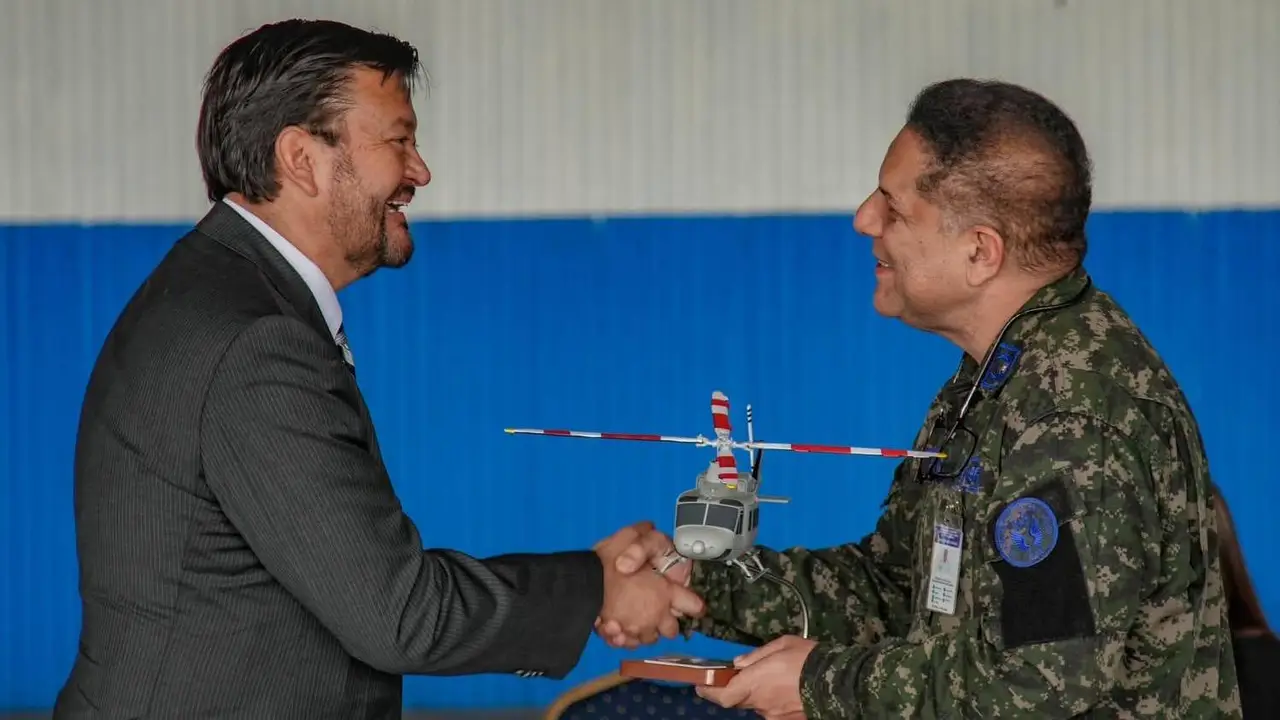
top-left (918, 276), bottom-right (1093, 484)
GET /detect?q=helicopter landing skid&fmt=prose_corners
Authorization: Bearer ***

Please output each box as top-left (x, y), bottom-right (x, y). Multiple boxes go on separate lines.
top-left (729, 551), bottom-right (769, 584)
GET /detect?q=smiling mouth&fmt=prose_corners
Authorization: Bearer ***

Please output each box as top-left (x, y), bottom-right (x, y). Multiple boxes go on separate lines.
top-left (386, 189), bottom-right (415, 213)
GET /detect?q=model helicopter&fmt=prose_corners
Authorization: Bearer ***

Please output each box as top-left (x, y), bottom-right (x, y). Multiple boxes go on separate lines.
top-left (505, 391), bottom-right (944, 584)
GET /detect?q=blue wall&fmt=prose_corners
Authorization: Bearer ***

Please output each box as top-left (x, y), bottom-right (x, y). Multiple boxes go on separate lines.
top-left (2, 210), bottom-right (1278, 710)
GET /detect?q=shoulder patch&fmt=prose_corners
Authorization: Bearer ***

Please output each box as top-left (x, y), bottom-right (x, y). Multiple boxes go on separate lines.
top-left (993, 497), bottom-right (1058, 567)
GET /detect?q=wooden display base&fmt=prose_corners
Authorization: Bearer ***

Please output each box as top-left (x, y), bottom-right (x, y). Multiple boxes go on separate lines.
top-left (618, 655), bottom-right (739, 687)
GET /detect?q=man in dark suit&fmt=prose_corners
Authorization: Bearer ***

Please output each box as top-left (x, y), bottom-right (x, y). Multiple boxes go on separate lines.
top-left (53, 19), bottom-right (701, 720)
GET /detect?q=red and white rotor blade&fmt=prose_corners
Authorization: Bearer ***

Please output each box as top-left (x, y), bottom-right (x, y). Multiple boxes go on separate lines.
top-left (504, 428), bottom-right (704, 445)
top-left (710, 391), bottom-right (732, 435)
top-left (742, 440), bottom-right (945, 459)
top-left (714, 443), bottom-right (740, 485)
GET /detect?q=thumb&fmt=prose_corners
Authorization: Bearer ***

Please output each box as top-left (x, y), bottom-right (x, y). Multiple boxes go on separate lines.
top-left (733, 636), bottom-right (792, 668)
top-left (614, 542), bottom-right (650, 574)
top-left (669, 585), bottom-right (705, 618)
top-left (631, 519), bottom-right (656, 534)
top-left (614, 523), bottom-right (671, 573)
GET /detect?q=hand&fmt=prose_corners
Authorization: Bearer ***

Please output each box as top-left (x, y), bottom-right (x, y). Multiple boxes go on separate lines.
top-left (594, 522), bottom-right (697, 648)
top-left (696, 635), bottom-right (816, 719)
top-left (593, 522), bottom-right (704, 649)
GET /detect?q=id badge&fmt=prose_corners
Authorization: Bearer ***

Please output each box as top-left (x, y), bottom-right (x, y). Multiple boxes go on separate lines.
top-left (926, 493), bottom-right (964, 615)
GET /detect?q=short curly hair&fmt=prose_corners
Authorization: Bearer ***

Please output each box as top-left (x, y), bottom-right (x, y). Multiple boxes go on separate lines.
top-left (905, 78), bottom-right (1093, 271)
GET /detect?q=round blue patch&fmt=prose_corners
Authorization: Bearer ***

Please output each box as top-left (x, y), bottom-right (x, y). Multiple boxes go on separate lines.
top-left (993, 497), bottom-right (1058, 568)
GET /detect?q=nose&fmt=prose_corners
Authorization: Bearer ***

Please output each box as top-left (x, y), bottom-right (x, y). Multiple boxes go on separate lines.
top-left (852, 193), bottom-right (879, 238)
top-left (404, 146), bottom-right (431, 187)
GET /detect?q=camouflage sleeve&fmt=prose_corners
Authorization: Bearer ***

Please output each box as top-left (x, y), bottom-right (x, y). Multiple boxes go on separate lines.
top-left (798, 411), bottom-right (1157, 718)
top-left (681, 464), bottom-right (921, 647)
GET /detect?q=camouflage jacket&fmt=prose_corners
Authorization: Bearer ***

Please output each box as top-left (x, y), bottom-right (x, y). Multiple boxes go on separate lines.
top-left (684, 267), bottom-right (1241, 718)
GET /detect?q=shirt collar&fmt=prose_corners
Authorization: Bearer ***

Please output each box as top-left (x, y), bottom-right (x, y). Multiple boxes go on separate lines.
top-left (949, 264), bottom-right (1094, 391)
top-left (221, 198), bottom-right (344, 340)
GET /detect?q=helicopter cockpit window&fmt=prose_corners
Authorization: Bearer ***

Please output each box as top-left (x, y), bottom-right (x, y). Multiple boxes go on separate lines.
top-left (705, 504), bottom-right (739, 531)
top-left (676, 503), bottom-right (706, 527)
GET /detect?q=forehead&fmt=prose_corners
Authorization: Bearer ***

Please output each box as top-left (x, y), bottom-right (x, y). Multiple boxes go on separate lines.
top-left (342, 66), bottom-right (416, 131)
top-left (878, 128), bottom-right (931, 199)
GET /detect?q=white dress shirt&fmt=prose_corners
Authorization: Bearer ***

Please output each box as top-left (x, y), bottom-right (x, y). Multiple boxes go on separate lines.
top-left (221, 197), bottom-right (344, 341)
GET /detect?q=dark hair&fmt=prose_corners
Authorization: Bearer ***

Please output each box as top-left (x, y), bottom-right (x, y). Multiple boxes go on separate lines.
top-left (196, 19), bottom-right (423, 203)
top-left (1214, 484), bottom-right (1274, 638)
top-left (905, 78), bottom-right (1093, 271)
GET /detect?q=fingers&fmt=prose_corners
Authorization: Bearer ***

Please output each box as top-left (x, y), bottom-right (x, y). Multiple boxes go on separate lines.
top-left (662, 556), bottom-right (694, 587)
top-left (658, 613), bottom-right (680, 639)
top-left (596, 522), bottom-right (701, 650)
top-left (594, 520), bottom-right (653, 554)
top-left (696, 673), bottom-right (751, 708)
top-left (734, 635), bottom-right (797, 668)
top-left (621, 622), bottom-right (658, 646)
top-left (614, 527), bottom-right (675, 574)
top-left (669, 583), bottom-right (705, 618)
top-left (627, 519), bottom-right (656, 536)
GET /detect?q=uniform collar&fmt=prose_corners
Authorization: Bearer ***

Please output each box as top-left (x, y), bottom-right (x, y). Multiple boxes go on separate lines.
top-left (949, 265), bottom-right (1093, 394)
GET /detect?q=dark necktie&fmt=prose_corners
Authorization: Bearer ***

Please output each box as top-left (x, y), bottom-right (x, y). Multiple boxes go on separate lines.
top-left (335, 324), bottom-right (355, 374)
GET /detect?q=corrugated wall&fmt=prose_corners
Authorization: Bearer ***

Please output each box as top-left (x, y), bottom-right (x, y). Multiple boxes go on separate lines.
top-left (3, 0), bottom-right (1279, 712)
top-left (2, 0), bottom-right (1279, 222)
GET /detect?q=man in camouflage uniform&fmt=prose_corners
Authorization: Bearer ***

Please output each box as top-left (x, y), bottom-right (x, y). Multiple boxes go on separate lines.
top-left (605, 79), bottom-right (1241, 718)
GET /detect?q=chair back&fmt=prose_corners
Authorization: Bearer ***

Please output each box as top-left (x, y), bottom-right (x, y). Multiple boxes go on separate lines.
top-left (545, 674), bottom-right (756, 719)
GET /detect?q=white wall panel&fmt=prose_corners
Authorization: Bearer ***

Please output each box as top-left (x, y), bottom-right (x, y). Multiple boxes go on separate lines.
top-left (0, 0), bottom-right (1276, 222)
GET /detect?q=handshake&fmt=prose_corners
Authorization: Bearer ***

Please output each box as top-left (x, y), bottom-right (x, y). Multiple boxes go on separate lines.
top-left (592, 521), bottom-right (705, 649)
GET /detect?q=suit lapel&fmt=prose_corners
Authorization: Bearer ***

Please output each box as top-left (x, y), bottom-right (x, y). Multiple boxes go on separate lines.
top-left (196, 202), bottom-right (384, 460)
top-left (355, 394), bottom-right (384, 463)
top-left (194, 202), bottom-right (332, 342)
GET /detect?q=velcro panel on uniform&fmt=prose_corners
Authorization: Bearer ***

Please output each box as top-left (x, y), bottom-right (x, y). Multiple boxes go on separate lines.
top-left (988, 478), bottom-right (1096, 650)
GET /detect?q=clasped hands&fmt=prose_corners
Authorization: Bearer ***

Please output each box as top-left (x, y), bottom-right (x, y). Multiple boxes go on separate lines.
top-left (593, 521), bottom-right (701, 648)
top-left (593, 521), bottom-right (815, 719)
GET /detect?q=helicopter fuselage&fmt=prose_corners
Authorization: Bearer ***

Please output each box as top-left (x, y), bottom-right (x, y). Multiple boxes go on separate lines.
top-left (671, 463), bottom-right (763, 563)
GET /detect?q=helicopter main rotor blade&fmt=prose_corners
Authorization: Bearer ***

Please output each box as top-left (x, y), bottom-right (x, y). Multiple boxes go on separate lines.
top-left (738, 440), bottom-right (944, 460)
top-left (504, 428), bottom-right (707, 445)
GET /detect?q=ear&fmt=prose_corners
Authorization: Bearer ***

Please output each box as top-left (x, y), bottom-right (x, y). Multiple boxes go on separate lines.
top-left (274, 126), bottom-right (323, 198)
top-left (966, 225), bottom-right (1006, 285)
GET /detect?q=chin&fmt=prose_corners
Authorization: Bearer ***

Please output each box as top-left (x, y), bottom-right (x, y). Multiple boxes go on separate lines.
top-left (871, 291), bottom-right (902, 319)
top-left (376, 221), bottom-right (416, 268)
top-left (381, 238), bottom-right (414, 268)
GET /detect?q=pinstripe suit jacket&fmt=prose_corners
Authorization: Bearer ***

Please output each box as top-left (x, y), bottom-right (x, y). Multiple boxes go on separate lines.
top-left (54, 202), bottom-right (604, 719)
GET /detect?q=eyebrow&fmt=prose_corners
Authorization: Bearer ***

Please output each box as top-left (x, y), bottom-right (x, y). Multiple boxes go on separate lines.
top-left (879, 186), bottom-right (901, 210)
top-left (389, 116), bottom-right (417, 133)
